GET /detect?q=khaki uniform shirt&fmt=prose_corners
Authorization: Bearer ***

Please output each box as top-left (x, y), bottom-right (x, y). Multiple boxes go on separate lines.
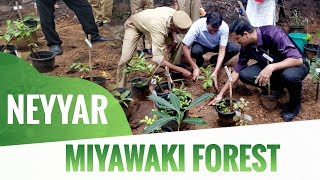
top-left (131, 7), bottom-right (175, 64)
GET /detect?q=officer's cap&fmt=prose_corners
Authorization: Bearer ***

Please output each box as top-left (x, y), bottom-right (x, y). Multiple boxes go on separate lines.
top-left (172, 10), bottom-right (192, 31)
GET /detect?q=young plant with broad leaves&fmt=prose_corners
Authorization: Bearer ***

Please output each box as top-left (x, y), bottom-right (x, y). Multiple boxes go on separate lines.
top-left (144, 92), bottom-right (214, 133)
top-left (233, 97), bottom-right (252, 126)
top-left (124, 54), bottom-right (155, 75)
top-left (0, 19), bottom-right (38, 43)
top-left (111, 89), bottom-right (133, 107)
top-left (68, 62), bottom-right (90, 73)
top-left (309, 57), bottom-right (320, 83)
top-left (197, 65), bottom-right (215, 90)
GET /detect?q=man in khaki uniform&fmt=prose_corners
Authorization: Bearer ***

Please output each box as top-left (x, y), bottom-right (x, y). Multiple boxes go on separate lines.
top-left (117, 7), bottom-right (193, 87)
top-left (89, 0), bottom-right (113, 27)
top-left (130, 0), bottom-right (154, 55)
top-left (173, 0), bottom-right (202, 22)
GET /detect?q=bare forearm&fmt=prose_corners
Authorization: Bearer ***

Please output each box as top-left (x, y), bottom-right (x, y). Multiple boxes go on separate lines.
top-left (182, 45), bottom-right (198, 69)
top-left (214, 47), bottom-right (226, 73)
top-left (269, 58), bottom-right (303, 71)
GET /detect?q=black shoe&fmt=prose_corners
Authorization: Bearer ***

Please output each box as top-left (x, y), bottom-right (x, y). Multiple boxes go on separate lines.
top-left (96, 21), bottom-right (102, 27)
top-left (91, 35), bottom-right (108, 43)
top-left (281, 106), bottom-right (300, 122)
top-left (144, 48), bottom-right (152, 55)
top-left (49, 45), bottom-right (63, 55)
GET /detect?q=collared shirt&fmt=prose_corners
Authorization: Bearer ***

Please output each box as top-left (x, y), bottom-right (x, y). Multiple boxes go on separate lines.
top-left (182, 17), bottom-right (229, 48)
top-left (234, 26), bottom-right (303, 73)
top-left (132, 7), bottom-right (175, 64)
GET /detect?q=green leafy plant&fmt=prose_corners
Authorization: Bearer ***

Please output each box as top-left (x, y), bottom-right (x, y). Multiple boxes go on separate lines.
top-left (304, 33), bottom-right (312, 43)
top-left (69, 62), bottom-right (90, 72)
top-left (140, 115), bottom-right (163, 132)
top-left (233, 97), bottom-right (252, 126)
top-left (172, 85), bottom-right (192, 109)
top-left (309, 58), bottom-right (320, 83)
top-left (197, 65), bottom-right (215, 90)
top-left (124, 54), bottom-right (155, 75)
top-left (0, 19), bottom-right (38, 42)
top-left (217, 100), bottom-right (230, 113)
top-left (111, 89), bottom-right (133, 107)
top-left (144, 92), bottom-right (214, 133)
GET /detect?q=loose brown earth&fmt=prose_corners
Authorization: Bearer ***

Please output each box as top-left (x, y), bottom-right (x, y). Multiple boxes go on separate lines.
top-left (1, 0), bottom-right (320, 135)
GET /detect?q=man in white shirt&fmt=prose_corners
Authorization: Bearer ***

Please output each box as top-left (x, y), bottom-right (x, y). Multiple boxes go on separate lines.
top-left (182, 12), bottom-right (239, 89)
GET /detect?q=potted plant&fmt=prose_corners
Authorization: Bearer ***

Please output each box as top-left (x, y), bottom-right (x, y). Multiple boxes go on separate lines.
top-left (303, 33), bottom-right (319, 62)
top-left (27, 43), bottom-right (55, 73)
top-left (23, 14), bottom-right (40, 29)
top-left (125, 54), bottom-right (156, 100)
top-left (289, 10), bottom-right (306, 33)
top-left (232, 97), bottom-right (253, 126)
top-left (68, 62), bottom-right (107, 87)
top-left (215, 98), bottom-right (238, 127)
top-left (111, 88), bottom-right (133, 117)
top-left (0, 19), bottom-right (39, 50)
top-left (197, 65), bottom-right (215, 92)
top-left (0, 44), bottom-right (17, 55)
top-left (144, 92), bottom-right (214, 133)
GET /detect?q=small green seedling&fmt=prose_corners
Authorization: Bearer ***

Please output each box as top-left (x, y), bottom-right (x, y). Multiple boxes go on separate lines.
top-left (217, 100), bottom-right (230, 113)
top-left (172, 85), bottom-right (192, 109)
top-left (124, 54), bottom-right (155, 75)
top-left (233, 97), bottom-right (252, 126)
top-left (112, 89), bottom-right (133, 107)
top-left (69, 62), bottom-right (90, 72)
top-left (304, 33), bottom-right (312, 43)
top-left (309, 58), bottom-right (320, 83)
top-left (197, 65), bottom-right (215, 90)
top-left (140, 115), bottom-right (162, 132)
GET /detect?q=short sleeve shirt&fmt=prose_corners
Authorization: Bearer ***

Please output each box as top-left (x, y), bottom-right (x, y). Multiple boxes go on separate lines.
top-left (132, 7), bottom-right (175, 64)
top-left (182, 18), bottom-right (229, 48)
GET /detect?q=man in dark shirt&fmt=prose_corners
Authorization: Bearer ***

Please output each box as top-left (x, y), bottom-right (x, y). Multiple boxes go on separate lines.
top-left (209, 18), bottom-right (309, 121)
top-left (36, 0), bottom-right (108, 55)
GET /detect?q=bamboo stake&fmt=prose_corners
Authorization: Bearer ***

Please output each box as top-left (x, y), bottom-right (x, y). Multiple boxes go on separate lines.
top-left (267, 50), bottom-right (271, 95)
top-left (15, 1), bottom-right (23, 20)
top-left (229, 68), bottom-right (233, 111)
top-left (224, 66), bottom-right (233, 111)
top-left (34, 2), bottom-right (38, 17)
top-left (88, 34), bottom-right (93, 82)
top-left (165, 66), bottom-right (172, 91)
top-left (0, 36), bottom-right (13, 52)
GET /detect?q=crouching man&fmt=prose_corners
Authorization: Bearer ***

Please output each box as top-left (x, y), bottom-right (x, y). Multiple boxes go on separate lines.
top-left (209, 19), bottom-right (309, 121)
top-left (117, 7), bottom-right (193, 87)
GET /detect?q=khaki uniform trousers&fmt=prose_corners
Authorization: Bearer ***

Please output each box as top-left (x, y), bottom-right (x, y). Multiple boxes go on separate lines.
top-left (177, 0), bottom-right (201, 22)
top-left (130, 0), bottom-right (154, 50)
top-left (116, 18), bottom-right (183, 87)
top-left (89, 0), bottom-right (113, 23)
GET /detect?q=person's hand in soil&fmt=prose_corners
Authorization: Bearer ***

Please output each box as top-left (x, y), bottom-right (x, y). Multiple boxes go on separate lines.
top-left (192, 67), bottom-right (200, 81)
top-left (181, 68), bottom-right (193, 79)
top-left (257, 64), bottom-right (274, 86)
top-left (208, 94), bottom-right (223, 106)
